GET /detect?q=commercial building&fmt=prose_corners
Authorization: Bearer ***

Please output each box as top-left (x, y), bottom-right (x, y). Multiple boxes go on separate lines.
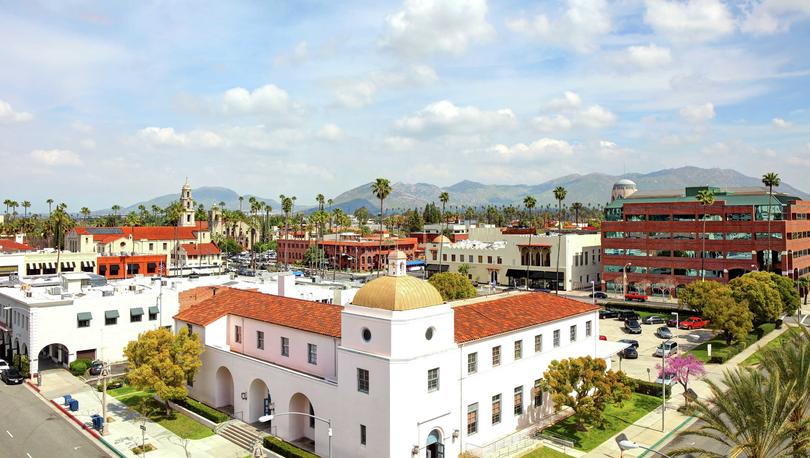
top-left (277, 234), bottom-right (419, 272)
top-left (175, 252), bottom-right (619, 457)
top-left (601, 184), bottom-right (810, 294)
top-left (426, 227), bottom-right (602, 292)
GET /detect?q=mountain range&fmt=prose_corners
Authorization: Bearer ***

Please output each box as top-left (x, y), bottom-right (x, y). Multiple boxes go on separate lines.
top-left (98, 167), bottom-right (810, 215)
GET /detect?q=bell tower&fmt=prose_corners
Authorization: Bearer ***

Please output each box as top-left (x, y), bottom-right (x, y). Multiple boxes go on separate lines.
top-left (179, 178), bottom-right (195, 227)
top-left (387, 250), bottom-right (407, 276)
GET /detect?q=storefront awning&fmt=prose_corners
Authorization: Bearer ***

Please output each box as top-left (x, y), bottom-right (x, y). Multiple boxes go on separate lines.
top-left (105, 310), bottom-right (119, 319)
top-left (77, 312), bottom-right (93, 321)
top-left (130, 307), bottom-right (144, 317)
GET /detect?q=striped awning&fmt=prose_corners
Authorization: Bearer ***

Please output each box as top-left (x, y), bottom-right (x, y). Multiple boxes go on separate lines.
top-left (26, 263), bottom-right (40, 270)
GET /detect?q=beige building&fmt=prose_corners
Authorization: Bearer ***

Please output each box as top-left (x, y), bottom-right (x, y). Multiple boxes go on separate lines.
top-left (426, 227), bottom-right (602, 291)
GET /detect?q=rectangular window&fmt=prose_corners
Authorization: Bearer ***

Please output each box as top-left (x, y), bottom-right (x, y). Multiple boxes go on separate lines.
top-left (570, 325), bottom-right (577, 342)
top-left (234, 325), bottom-right (242, 343)
top-left (281, 337), bottom-right (289, 357)
top-left (553, 330), bottom-right (560, 348)
top-left (451, 254), bottom-right (456, 262)
top-left (487, 256), bottom-right (493, 264)
top-left (514, 340), bottom-right (522, 360)
top-left (187, 323), bottom-right (193, 334)
top-left (78, 319), bottom-right (90, 328)
top-left (360, 424), bottom-right (367, 446)
top-left (467, 403), bottom-right (479, 435)
top-left (514, 386), bottom-right (523, 415)
top-left (534, 379), bottom-right (544, 407)
top-left (497, 257), bottom-right (502, 264)
top-left (467, 352), bottom-right (477, 374)
top-left (162, 242), bottom-right (168, 249)
top-left (443, 254), bottom-right (447, 261)
top-left (105, 317), bottom-right (117, 326)
top-left (726, 232), bottom-right (751, 240)
top-left (149, 242), bottom-right (154, 251)
top-left (148, 311), bottom-right (157, 321)
top-left (535, 334), bottom-right (542, 352)
top-left (492, 346), bottom-right (501, 366)
top-left (492, 394), bottom-right (502, 425)
top-left (257, 331), bottom-right (264, 350)
top-left (586, 321), bottom-right (592, 337)
top-left (428, 368), bottom-right (440, 392)
top-left (308, 343), bottom-right (317, 365)
top-left (478, 256), bottom-right (483, 263)
top-left (357, 368), bottom-right (369, 394)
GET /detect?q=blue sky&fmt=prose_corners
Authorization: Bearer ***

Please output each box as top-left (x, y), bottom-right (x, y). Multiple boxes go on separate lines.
top-left (0, 0), bottom-right (809, 211)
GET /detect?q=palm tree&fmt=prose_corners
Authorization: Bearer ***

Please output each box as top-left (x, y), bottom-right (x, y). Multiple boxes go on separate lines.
top-left (571, 202), bottom-right (583, 226)
top-left (46, 198), bottom-right (53, 217)
top-left (371, 178), bottom-right (392, 277)
top-left (696, 189), bottom-right (716, 282)
top-left (51, 204), bottom-right (75, 274)
top-left (239, 196), bottom-right (244, 212)
top-left (3, 199), bottom-right (10, 215)
top-left (280, 194), bottom-right (295, 269)
top-left (669, 368), bottom-right (802, 458)
top-left (762, 172), bottom-right (781, 271)
top-left (22, 201), bottom-right (30, 219)
top-left (80, 207), bottom-right (91, 225)
top-left (523, 195), bottom-right (537, 290)
top-left (111, 204), bottom-right (121, 226)
top-left (438, 191), bottom-right (450, 275)
top-left (9, 200), bottom-right (18, 218)
top-left (553, 186), bottom-right (567, 294)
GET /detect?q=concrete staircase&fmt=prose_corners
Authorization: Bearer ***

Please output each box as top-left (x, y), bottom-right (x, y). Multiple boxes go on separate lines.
top-left (216, 420), bottom-right (262, 451)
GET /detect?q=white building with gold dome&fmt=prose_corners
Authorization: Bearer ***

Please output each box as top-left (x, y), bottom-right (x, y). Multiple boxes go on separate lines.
top-left (175, 251), bottom-right (618, 457)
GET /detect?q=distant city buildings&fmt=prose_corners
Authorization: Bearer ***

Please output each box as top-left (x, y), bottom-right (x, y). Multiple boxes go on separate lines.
top-left (277, 233), bottom-right (419, 272)
top-left (601, 184), bottom-right (810, 294)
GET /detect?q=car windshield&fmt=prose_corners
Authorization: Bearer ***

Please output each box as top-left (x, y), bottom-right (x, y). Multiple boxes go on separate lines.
top-left (6, 368), bottom-right (20, 376)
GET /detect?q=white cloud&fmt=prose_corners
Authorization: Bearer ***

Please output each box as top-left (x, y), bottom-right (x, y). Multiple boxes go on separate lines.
top-left (137, 127), bottom-right (226, 148)
top-left (533, 114), bottom-right (573, 132)
top-left (490, 138), bottom-right (574, 160)
top-left (644, 0), bottom-right (734, 42)
top-left (334, 65), bottom-right (438, 108)
top-left (71, 121), bottom-right (93, 133)
top-left (221, 84), bottom-right (299, 116)
top-left (80, 139), bottom-right (96, 149)
top-left (384, 136), bottom-right (417, 150)
top-left (679, 103), bottom-right (715, 123)
top-left (579, 105), bottom-right (617, 128)
top-left (381, 0), bottom-right (494, 58)
top-left (317, 123), bottom-right (343, 141)
top-left (536, 91), bottom-right (616, 130)
top-left (136, 125), bottom-right (313, 152)
top-left (30, 149), bottom-right (81, 166)
top-left (742, 0), bottom-right (810, 35)
top-left (772, 117), bottom-right (793, 128)
top-left (620, 44), bottom-right (672, 69)
top-left (507, 0), bottom-right (611, 53)
top-left (395, 100), bottom-right (516, 136)
top-left (547, 91), bottom-right (583, 111)
top-left (273, 41), bottom-right (309, 66)
top-left (0, 99), bottom-right (33, 123)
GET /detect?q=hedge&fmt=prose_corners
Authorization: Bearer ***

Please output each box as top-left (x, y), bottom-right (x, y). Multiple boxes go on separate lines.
top-left (708, 322), bottom-right (776, 363)
top-left (632, 378), bottom-right (672, 397)
top-left (263, 435), bottom-right (319, 458)
top-left (69, 359), bottom-right (91, 376)
top-left (174, 397), bottom-right (229, 424)
top-left (96, 377), bottom-right (126, 392)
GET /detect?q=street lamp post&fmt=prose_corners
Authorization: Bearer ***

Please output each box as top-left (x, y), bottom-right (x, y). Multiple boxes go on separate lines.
top-left (590, 280), bottom-right (596, 305)
top-left (660, 339), bottom-right (672, 432)
top-left (259, 412), bottom-right (332, 458)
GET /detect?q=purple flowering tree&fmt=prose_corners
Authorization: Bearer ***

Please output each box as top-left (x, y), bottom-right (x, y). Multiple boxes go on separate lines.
top-left (656, 353), bottom-right (706, 404)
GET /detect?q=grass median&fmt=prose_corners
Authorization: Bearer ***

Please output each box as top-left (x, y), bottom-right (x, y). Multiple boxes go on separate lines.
top-left (688, 322), bottom-right (775, 363)
top-left (521, 446), bottom-right (571, 458)
top-left (742, 327), bottom-right (802, 366)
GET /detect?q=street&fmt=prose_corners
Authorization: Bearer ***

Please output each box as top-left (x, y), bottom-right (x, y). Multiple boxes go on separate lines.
top-left (0, 381), bottom-right (109, 458)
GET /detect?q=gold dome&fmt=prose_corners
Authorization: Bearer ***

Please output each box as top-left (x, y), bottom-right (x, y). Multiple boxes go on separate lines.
top-left (353, 275), bottom-right (444, 311)
top-left (432, 235), bottom-right (451, 244)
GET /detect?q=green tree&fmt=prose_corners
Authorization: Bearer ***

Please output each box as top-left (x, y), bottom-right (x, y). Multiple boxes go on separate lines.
top-left (457, 263), bottom-right (470, 276)
top-left (371, 178), bottom-right (392, 276)
top-left (80, 207), bottom-right (91, 225)
top-left (438, 192), bottom-right (450, 274)
top-left (670, 368), bottom-right (801, 458)
top-left (677, 280), bottom-right (727, 313)
top-left (428, 272), bottom-right (476, 301)
top-left (21, 200), bottom-right (30, 219)
top-left (701, 286), bottom-right (753, 344)
top-left (768, 272), bottom-right (800, 316)
top-left (761, 172), bottom-right (781, 271)
top-left (553, 186), bottom-right (567, 294)
top-left (540, 356), bottom-right (633, 430)
top-left (405, 209), bottom-right (424, 232)
top-left (302, 245), bottom-right (326, 268)
top-left (729, 274), bottom-right (783, 323)
top-left (798, 277), bottom-right (810, 305)
top-left (696, 189), bottom-right (715, 281)
top-left (571, 202), bottom-right (583, 225)
top-left (279, 194), bottom-right (296, 268)
top-left (523, 195), bottom-right (537, 290)
top-left (124, 327), bottom-right (203, 414)
top-left (354, 206), bottom-right (370, 225)
top-left (216, 237), bottom-right (242, 255)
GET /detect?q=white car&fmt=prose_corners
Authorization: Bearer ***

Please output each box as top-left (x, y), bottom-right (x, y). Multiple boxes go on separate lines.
top-left (0, 359), bottom-right (9, 372)
top-left (656, 373), bottom-right (677, 386)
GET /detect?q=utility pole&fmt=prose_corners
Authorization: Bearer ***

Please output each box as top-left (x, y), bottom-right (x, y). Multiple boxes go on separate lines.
top-left (101, 361), bottom-right (109, 436)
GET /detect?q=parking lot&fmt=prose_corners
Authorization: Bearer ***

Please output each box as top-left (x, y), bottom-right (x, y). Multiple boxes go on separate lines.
top-left (599, 312), bottom-right (716, 382)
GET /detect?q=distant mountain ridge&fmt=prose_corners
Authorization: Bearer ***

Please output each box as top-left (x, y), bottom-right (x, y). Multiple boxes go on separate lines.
top-left (100, 167), bottom-right (809, 215)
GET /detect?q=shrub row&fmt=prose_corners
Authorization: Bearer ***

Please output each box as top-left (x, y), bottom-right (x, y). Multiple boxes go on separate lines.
top-left (69, 359), bottom-right (91, 376)
top-left (174, 397), bottom-right (229, 424)
top-left (632, 378), bottom-right (671, 397)
top-left (263, 435), bottom-right (319, 458)
top-left (708, 323), bottom-right (776, 363)
top-left (96, 377), bottom-right (126, 392)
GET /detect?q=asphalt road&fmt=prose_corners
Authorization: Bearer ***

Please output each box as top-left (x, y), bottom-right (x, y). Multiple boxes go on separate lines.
top-left (0, 381), bottom-right (109, 458)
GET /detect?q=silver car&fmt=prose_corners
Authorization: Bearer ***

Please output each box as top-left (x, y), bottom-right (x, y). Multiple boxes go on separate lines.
top-left (654, 341), bottom-right (678, 357)
top-left (655, 326), bottom-right (673, 339)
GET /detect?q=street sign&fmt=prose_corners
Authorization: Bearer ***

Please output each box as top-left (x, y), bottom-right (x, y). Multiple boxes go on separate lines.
top-left (140, 425), bottom-right (146, 431)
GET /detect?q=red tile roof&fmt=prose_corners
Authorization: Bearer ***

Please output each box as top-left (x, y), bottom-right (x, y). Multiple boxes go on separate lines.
top-left (453, 292), bottom-right (599, 343)
top-left (181, 242), bottom-right (221, 256)
top-left (173, 287), bottom-right (342, 337)
top-left (0, 239), bottom-right (32, 253)
top-left (75, 224), bottom-right (208, 243)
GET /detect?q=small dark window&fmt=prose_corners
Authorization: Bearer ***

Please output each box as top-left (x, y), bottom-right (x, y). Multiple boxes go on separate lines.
top-left (425, 327), bottom-right (435, 340)
top-left (360, 424), bottom-right (367, 445)
top-left (362, 328), bottom-right (372, 342)
top-left (105, 317), bottom-right (117, 326)
top-left (78, 319), bottom-right (90, 328)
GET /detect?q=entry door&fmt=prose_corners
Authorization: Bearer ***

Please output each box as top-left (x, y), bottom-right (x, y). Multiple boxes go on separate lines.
top-left (264, 395), bottom-right (273, 415)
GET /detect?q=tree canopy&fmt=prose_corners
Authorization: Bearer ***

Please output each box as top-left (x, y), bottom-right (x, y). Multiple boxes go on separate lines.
top-left (729, 272), bottom-right (794, 323)
top-left (428, 272), bottom-right (476, 301)
top-left (700, 285), bottom-right (753, 344)
top-left (677, 280), bottom-right (727, 313)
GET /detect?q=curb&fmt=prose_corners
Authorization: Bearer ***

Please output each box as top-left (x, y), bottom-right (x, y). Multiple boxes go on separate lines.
top-left (637, 415), bottom-right (696, 458)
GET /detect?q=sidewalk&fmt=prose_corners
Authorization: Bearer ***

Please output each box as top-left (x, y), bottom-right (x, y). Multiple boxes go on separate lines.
top-left (43, 375), bottom-right (246, 458)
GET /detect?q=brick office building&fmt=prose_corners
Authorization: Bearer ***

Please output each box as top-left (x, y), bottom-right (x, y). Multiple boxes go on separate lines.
top-left (601, 186), bottom-right (810, 295)
top-left (276, 235), bottom-right (419, 271)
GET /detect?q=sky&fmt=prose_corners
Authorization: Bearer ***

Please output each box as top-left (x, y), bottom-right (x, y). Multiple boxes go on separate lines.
top-left (1, 0), bottom-right (809, 211)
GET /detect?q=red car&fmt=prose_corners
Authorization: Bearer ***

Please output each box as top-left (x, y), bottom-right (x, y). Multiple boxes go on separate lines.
top-left (624, 292), bottom-right (648, 302)
top-left (679, 317), bottom-right (709, 330)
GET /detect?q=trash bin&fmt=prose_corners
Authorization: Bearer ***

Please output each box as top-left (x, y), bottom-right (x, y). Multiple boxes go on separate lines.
top-left (63, 394), bottom-right (73, 406)
top-left (91, 414), bottom-right (103, 431)
top-left (69, 399), bottom-right (79, 412)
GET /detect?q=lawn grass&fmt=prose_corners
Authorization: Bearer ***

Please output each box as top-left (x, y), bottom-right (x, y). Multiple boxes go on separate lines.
top-left (118, 391), bottom-right (213, 440)
top-left (521, 446), bottom-right (571, 458)
top-left (742, 327), bottom-right (803, 366)
top-left (542, 393), bottom-right (661, 451)
top-left (107, 384), bottom-right (140, 398)
top-left (689, 322), bottom-right (775, 363)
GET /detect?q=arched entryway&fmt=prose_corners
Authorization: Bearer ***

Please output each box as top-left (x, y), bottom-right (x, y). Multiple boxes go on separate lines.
top-left (248, 378), bottom-right (271, 423)
top-left (37, 343), bottom-right (69, 371)
top-left (426, 429), bottom-right (444, 458)
top-left (288, 393), bottom-right (315, 447)
top-left (214, 367), bottom-right (235, 414)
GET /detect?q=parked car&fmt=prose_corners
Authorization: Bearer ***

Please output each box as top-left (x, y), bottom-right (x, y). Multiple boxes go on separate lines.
top-left (1, 367), bottom-right (24, 384)
top-left (625, 292), bottom-right (648, 302)
top-left (655, 326), bottom-right (673, 339)
top-left (590, 291), bottom-right (608, 299)
top-left (655, 373), bottom-right (677, 386)
top-left (599, 309), bottom-right (619, 319)
top-left (654, 341), bottom-right (679, 357)
top-left (619, 339), bottom-right (640, 349)
top-left (619, 346), bottom-right (638, 359)
top-left (618, 311), bottom-right (640, 322)
top-left (599, 335), bottom-right (607, 341)
top-left (89, 360), bottom-right (104, 376)
top-left (0, 359), bottom-right (9, 372)
top-left (642, 315), bottom-right (666, 325)
top-left (680, 317), bottom-right (709, 330)
top-left (624, 319), bottom-right (642, 334)
top-left (666, 318), bottom-right (679, 328)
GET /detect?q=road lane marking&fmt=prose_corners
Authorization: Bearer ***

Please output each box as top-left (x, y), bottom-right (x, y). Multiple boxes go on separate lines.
top-left (6, 430), bottom-right (13, 438)
top-left (26, 453), bottom-right (32, 458)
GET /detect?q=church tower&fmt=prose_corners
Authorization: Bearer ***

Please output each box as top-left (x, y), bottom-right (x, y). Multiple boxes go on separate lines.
top-left (179, 179), bottom-right (195, 227)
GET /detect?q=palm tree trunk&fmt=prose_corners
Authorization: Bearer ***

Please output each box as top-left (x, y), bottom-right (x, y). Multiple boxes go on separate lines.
top-left (767, 185), bottom-right (773, 271)
top-left (555, 201), bottom-right (561, 294)
top-left (525, 209), bottom-right (532, 290)
top-left (438, 202), bottom-right (445, 276)
top-left (701, 214), bottom-right (707, 281)
top-left (378, 198), bottom-right (384, 277)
